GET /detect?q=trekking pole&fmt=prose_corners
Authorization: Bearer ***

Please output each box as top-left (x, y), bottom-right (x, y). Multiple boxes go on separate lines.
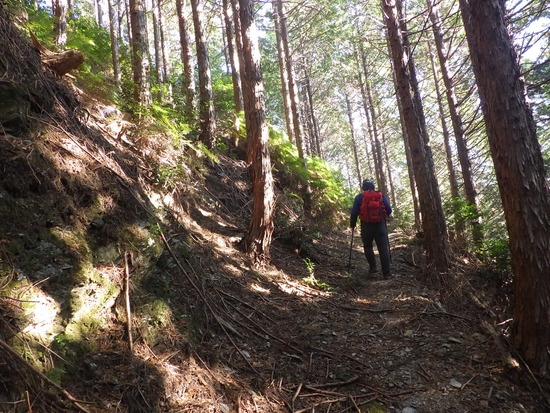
top-left (347, 227), bottom-right (355, 272)
top-left (384, 220), bottom-right (392, 262)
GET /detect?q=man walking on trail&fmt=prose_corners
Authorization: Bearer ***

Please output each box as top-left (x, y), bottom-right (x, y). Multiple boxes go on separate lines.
top-left (350, 179), bottom-right (392, 279)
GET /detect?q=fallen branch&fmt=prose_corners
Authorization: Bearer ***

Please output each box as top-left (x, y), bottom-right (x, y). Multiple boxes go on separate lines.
top-left (0, 337), bottom-right (93, 413)
top-left (124, 251), bottom-right (134, 354)
top-left (159, 229), bottom-right (262, 377)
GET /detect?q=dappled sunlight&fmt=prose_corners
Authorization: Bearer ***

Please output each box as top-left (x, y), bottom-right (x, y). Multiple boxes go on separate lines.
top-left (250, 283), bottom-right (271, 294)
top-left (222, 262), bottom-right (246, 278)
top-left (393, 294), bottom-right (433, 304)
top-left (275, 277), bottom-right (332, 298)
top-left (353, 297), bottom-right (378, 306)
top-left (64, 266), bottom-right (121, 341)
top-left (20, 283), bottom-right (61, 343)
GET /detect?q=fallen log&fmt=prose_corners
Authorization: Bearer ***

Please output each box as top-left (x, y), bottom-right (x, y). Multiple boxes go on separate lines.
top-left (30, 31), bottom-right (84, 76)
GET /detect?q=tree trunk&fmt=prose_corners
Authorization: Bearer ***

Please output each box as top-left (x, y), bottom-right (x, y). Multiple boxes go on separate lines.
top-left (273, 2), bottom-right (294, 143)
top-left (303, 70), bottom-right (321, 157)
top-left (190, 0), bottom-right (216, 148)
top-left (459, 0), bottom-right (550, 376)
top-left (366, 81), bottom-right (388, 196)
top-left (116, 0), bottom-right (123, 43)
top-left (222, 0), bottom-right (243, 113)
top-left (123, 0), bottom-right (133, 50)
top-left (158, 1), bottom-right (172, 104)
top-left (238, 0), bottom-right (275, 264)
top-left (356, 48), bottom-right (387, 192)
top-left (345, 94), bottom-right (362, 186)
top-left (129, 0), bottom-right (151, 108)
top-left (380, 111), bottom-right (397, 208)
top-left (428, 0), bottom-right (482, 245)
top-left (96, 0), bottom-right (104, 26)
top-left (382, 0), bottom-right (449, 275)
top-left (175, 0), bottom-right (196, 116)
top-left (356, 52), bottom-right (375, 180)
top-left (387, 38), bottom-right (420, 227)
top-left (107, 0), bottom-right (121, 89)
top-left (274, 0), bottom-right (304, 159)
top-left (152, 0), bottom-right (163, 99)
top-left (428, 42), bottom-right (463, 237)
top-left (52, 0), bottom-right (67, 46)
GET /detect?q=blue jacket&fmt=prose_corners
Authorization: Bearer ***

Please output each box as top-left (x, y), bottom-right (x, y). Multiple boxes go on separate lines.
top-left (350, 191), bottom-right (392, 228)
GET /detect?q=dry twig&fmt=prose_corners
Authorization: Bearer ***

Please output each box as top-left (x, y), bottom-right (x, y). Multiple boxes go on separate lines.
top-left (0, 338), bottom-right (93, 413)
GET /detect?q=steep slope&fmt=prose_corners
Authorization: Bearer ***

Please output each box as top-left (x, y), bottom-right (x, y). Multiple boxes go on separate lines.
top-left (0, 6), bottom-right (548, 413)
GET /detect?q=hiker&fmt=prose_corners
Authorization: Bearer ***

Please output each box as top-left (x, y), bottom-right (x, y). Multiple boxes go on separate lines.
top-left (350, 179), bottom-right (392, 279)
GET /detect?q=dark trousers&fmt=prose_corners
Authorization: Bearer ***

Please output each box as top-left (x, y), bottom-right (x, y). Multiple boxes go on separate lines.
top-left (360, 221), bottom-right (391, 276)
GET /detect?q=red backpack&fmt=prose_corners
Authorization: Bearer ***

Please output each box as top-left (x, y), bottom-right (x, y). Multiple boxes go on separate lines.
top-left (359, 190), bottom-right (387, 222)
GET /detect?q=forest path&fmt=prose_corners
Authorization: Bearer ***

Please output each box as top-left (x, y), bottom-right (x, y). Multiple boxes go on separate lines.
top-left (242, 229), bottom-right (537, 412)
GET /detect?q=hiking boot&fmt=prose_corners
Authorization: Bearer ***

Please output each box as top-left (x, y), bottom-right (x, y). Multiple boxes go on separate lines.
top-left (383, 273), bottom-right (392, 280)
top-left (369, 267), bottom-right (379, 275)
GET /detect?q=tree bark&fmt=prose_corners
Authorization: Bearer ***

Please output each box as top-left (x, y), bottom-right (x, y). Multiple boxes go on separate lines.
top-left (95, 0), bottom-right (104, 27)
top-left (30, 32), bottom-right (84, 76)
top-left (345, 94), bottom-right (362, 186)
top-left (428, 0), bottom-right (482, 245)
top-left (190, 0), bottom-right (216, 148)
top-left (52, 0), bottom-right (67, 46)
top-left (274, 0), bottom-right (304, 159)
top-left (107, 0), bottom-right (121, 89)
top-left (238, 0), bottom-right (275, 264)
top-left (175, 0), bottom-right (196, 116)
top-left (459, 0), bottom-right (550, 376)
top-left (303, 69), bottom-right (321, 157)
top-left (152, 0), bottom-right (163, 98)
top-left (380, 111), bottom-right (397, 208)
top-left (386, 38), bottom-right (420, 227)
top-left (129, 0), bottom-right (151, 108)
top-left (43, 49), bottom-right (84, 76)
top-left (366, 81), bottom-right (388, 196)
top-left (382, 0), bottom-right (449, 275)
top-left (222, 0), bottom-right (243, 113)
top-left (158, 0), bottom-right (172, 103)
top-left (427, 42), bottom-right (463, 237)
top-left (273, 2), bottom-right (294, 143)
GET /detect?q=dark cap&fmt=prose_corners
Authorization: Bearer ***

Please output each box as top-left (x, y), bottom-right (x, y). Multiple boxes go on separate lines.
top-left (362, 179), bottom-right (375, 191)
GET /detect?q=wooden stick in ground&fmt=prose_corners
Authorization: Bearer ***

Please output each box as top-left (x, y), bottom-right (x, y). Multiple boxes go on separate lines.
top-left (124, 251), bottom-right (134, 354)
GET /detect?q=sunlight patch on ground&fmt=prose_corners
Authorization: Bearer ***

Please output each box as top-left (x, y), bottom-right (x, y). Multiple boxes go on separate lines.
top-left (353, 297), bottom-right (377, 305)
top-left (276, 278), bottom-right (332, 298)
top-left (20, 285), bottom-right (61, 342)
top-left (393, 294), bottom-right (432, 303)
top-left (222, 262), bottom-right (244, 277)
top-left (250, 283), bottom-right (271, 294)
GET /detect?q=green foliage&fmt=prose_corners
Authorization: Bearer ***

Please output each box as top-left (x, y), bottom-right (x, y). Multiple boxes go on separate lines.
top-left (150, 103), bottom-right (193, 142)
top-left (269, 128), bottom-right (348, 225)
top-left (269, 128), bottom-right (349, 255)
top-left (301, 258), bottom-right (332, 291)
top-left (26, 6), bottom-right (55, 47)
top-left (65, 17), bottom-right (114, 97)
top-left (306, 155), bottom-right (349, 222)
top-left (481, 237), bottom-right (511, 275)
top-left (212, 74), bottom-right (237, 126)
top-left (45, 367), bottom-right (66, 385)
top-left (445, 197), bottom-right (481, 226)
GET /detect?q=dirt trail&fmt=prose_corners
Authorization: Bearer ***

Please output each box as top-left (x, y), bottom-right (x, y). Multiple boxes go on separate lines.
top-left (214, 227), bottom-right (543, 413)
top-left (135, 155), bottom-right (545, 413)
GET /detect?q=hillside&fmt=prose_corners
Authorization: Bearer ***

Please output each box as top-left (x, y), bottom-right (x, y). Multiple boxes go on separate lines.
top-left (0, 8), bottom-right (549, 413)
